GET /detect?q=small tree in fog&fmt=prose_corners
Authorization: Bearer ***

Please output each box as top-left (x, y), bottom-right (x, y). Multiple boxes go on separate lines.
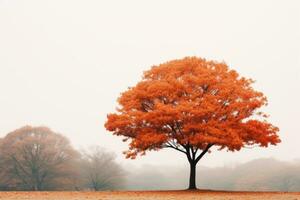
top-left (0, 126), bottom-right (79, 190)
top-left (80, 146), bottom-right (124, 191)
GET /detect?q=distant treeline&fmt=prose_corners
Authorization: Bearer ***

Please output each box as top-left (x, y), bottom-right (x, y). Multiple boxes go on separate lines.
top-left (1, 126), bottom-right (299, 191)
top-left (124, 158), bottom-right (300, 192)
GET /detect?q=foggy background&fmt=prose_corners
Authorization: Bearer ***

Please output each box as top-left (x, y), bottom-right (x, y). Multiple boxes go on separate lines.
top-left (124, 158), bottom-right (300, 191)
top-left (0, 0), bottom-right (299, 175)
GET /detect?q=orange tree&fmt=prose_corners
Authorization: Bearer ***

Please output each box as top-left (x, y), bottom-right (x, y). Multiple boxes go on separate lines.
top-left (105, 57), bottom-right (280, 189)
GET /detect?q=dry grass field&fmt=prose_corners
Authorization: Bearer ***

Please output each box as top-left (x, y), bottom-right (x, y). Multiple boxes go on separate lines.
top-left (0, 191), bottom-right (299, 200)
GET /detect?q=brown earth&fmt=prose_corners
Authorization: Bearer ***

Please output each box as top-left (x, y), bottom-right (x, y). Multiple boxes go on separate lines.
top-left (0, 191), bottom-right (299, 200)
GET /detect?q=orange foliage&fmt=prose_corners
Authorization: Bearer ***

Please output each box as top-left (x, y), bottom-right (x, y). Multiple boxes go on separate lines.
top-left (105, 57), bottom-right (280, 159)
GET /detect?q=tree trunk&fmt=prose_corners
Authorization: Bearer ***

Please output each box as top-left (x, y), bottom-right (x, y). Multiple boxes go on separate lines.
top-left (34, 185), bottom-right (38, 191)
top-left (188, 161), bottom-right (197, 190)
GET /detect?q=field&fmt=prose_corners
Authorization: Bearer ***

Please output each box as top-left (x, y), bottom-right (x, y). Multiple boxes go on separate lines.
top-left (0, 191), bottom-right (299, 200)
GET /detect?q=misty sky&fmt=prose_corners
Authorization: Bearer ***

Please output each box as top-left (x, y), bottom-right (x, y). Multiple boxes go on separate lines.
top-left (0, 0), bottom-right (299, 167)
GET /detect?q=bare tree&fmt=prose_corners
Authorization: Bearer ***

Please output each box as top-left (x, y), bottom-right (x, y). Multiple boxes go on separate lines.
top-left (0, 126), bottom-right (80, 191)
top-left (80, 146), bottom-right (125, 191)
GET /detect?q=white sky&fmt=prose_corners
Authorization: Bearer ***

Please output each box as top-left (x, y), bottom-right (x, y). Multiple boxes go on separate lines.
top-left (0, 0), bottom-right (299, 167)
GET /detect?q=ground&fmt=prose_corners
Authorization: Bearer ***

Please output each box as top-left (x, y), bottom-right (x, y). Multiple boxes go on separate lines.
top-left (0, 191), bottom-right (299, 200)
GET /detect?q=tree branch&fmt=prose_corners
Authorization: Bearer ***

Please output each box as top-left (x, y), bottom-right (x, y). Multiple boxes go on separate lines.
top-left (163, 142), bottom-right (187, 154)
top-left (184, 144), bottom-right (192, 163)
top-left (195, 143), bottom-right (214, 163)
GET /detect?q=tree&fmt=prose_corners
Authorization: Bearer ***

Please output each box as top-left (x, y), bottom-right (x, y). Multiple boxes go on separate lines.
top-left (0, 126), bottom-right (80, 190)
top-left (105, 57), bottom-right (280, 189)
top-left (79, 146), bottom-right (125, 191)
